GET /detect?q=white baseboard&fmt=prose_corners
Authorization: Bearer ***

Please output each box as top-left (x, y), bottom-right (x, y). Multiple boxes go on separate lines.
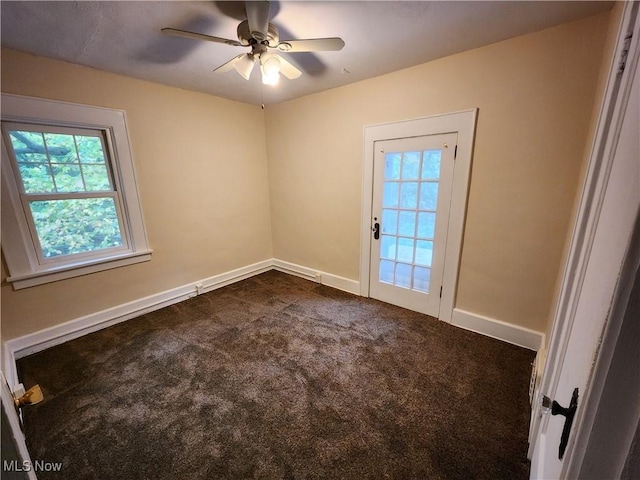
top-left (272, 259), bottom-right (322, 282)
top-left (272, 259), bottom-right (360, 295)
top-left (451, 308), bottom-right (544, 351)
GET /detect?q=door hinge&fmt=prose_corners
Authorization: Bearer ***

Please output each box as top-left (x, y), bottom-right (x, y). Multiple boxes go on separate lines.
top-left (439, 286), bottom-right (442, 298)
top-left (454, 145), bottom-right (458, 159)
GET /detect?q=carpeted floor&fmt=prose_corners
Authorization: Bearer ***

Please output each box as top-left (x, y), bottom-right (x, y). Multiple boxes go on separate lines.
top-left (18, 270), bottom-right (534, 479)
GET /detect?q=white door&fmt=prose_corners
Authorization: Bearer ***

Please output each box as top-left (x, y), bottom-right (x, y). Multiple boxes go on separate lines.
top-left (369, 133), bottom-right (456, 317)
top-left (529, 5), bottom-right (639, 478)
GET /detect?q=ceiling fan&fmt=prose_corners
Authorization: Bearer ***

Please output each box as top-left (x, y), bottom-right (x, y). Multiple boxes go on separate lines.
top-left (161, 1), bottom-right (345, 85)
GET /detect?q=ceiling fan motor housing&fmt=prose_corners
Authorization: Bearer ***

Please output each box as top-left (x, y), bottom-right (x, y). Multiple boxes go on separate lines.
top-left (237, 20), bottom-right (279, 48)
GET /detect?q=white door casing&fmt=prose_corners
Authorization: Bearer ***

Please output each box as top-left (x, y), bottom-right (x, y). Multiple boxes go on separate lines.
top-left (529, 3), bottom-right (639, 478)
top-left (360, 110), bottom-right (477, 321)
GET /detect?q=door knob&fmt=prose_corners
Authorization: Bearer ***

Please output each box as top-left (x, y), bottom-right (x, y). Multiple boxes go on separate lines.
top-left (372, 222), bottom-right (380, 240)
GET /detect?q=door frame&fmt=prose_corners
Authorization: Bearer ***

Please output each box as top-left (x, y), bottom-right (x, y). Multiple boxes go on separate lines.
top-left (528, 2), bottom-right (639, 476)
top-left (360, 109), bottom-right (477, 321)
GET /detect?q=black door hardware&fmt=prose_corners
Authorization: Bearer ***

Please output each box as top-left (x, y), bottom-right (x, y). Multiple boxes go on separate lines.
top-left (372, 222), bottom-right (380, 240)
top-left (551, 387), bottom-right (579, 460)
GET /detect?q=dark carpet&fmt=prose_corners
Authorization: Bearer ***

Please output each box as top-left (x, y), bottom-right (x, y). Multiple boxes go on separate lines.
top-left (17, 270), bottom-right (534, 479)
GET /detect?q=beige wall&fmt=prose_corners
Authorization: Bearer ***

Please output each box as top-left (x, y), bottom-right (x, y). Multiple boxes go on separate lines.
top-left (0, 10), bottom-right (615, 342)
top-left (265, 12), bottom-right (612, 333)
top-left (1, 48), bottom-right (273, 340)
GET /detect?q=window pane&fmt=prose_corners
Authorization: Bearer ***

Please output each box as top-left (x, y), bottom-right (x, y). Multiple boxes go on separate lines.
top-left (380, 235), bottom-right (397, 260)
top-left (398, 211), bottom-right (416, 237)
top-left (401, 152), bottom-right (420, 179)
top-left (76, 136), bottom-right (106, 164)
top-left (417, 212), bottom-right (436, 239)
top-left (379, 260), bottom-right (395, 284)
top-left (395, 263), bottom-right (412, 288)
top-left (383, 182), bottom-right (399, 208)
top-left (384, 153), bottom-right (401, 180)
top-left (43, 133), bottom-right (78, 163)
top-left (399, 182), bottom-right (418, 209)
top-left (415, 240), bottom-right (433, 267)
top-left (83, 164), bottom-right (111, 191)
top-left (30, 198), bottom-right (123, 258)
top-left (413, 266), bottom-right (431, 292)
top-left (18, 163), bottom-right (55, 193)
top-left (9, 131), bottom-right (48, 163)
top-left (421, 150), bottom-right (441, 179)
top-left (382, 209), bottom-right (398, 235)
top-left (397, 237), bottom-right (414, 263)
top-left (419, 182), bottom-right (438, 210)
top-left (52, 164), bottom-right (83, 192)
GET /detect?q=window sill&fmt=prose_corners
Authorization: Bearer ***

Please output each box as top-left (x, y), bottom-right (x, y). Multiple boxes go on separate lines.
top-left (6, 250), bottom-right (153, 290)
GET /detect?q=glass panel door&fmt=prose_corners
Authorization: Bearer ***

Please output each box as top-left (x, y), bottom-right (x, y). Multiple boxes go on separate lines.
top-left (370, 133), bottom-right (457, 317)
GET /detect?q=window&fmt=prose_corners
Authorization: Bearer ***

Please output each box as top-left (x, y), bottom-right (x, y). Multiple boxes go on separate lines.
top-left (4, 123), bottom-right (126, 261)
top-left (1, 94), bottom-right (151, 289)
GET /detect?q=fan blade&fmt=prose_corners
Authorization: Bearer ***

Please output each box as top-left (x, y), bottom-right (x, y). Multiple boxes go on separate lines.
top-left (245, 1), bottom-right (270, 42)
top-left (275, 37), bottom-right (345, 53)
top-left (272, 54), bottom-right (301, 80)
top-left (213, 54), bottom-right (256, 80)
top-left (214, 54), bottom-right (246, 73)
top-left (161, 27), bottom-right (242, 47)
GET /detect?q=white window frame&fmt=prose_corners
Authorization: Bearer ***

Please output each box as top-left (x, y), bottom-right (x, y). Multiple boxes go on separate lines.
top-left (1, 94), bottom-right (152, 289)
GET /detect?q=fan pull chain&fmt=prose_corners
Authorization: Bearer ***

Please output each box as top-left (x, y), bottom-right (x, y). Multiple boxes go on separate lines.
top-left (260, 81), bottom-right (265, 110)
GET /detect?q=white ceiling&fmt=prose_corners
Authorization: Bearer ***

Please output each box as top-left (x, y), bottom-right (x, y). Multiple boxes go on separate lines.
top-left (1, 1), bottom-right (613, 106)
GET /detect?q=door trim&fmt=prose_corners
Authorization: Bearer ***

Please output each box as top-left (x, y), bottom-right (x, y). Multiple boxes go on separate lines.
top-left (360, 109), bottom-right (477, 321)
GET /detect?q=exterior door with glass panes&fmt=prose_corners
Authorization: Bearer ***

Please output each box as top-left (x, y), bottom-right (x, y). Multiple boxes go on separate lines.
top-left (370, 133), bottom-right (456, 317)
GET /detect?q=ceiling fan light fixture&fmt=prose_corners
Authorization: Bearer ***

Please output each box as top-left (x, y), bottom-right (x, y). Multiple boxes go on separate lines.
top-left (233, 54), bottom-right (256, 80)
top-left (261, 55), bottom-right (281, 85)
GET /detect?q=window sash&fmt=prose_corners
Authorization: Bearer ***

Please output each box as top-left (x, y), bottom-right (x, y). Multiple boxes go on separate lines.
top-left (2, 122), bottom-right (116, 195)
top-left (20, 192), bottom-right (130, 266)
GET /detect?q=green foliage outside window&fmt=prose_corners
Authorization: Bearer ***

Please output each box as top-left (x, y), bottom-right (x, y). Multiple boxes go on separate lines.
top-left (30, 199), bottom-right (123, 258)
